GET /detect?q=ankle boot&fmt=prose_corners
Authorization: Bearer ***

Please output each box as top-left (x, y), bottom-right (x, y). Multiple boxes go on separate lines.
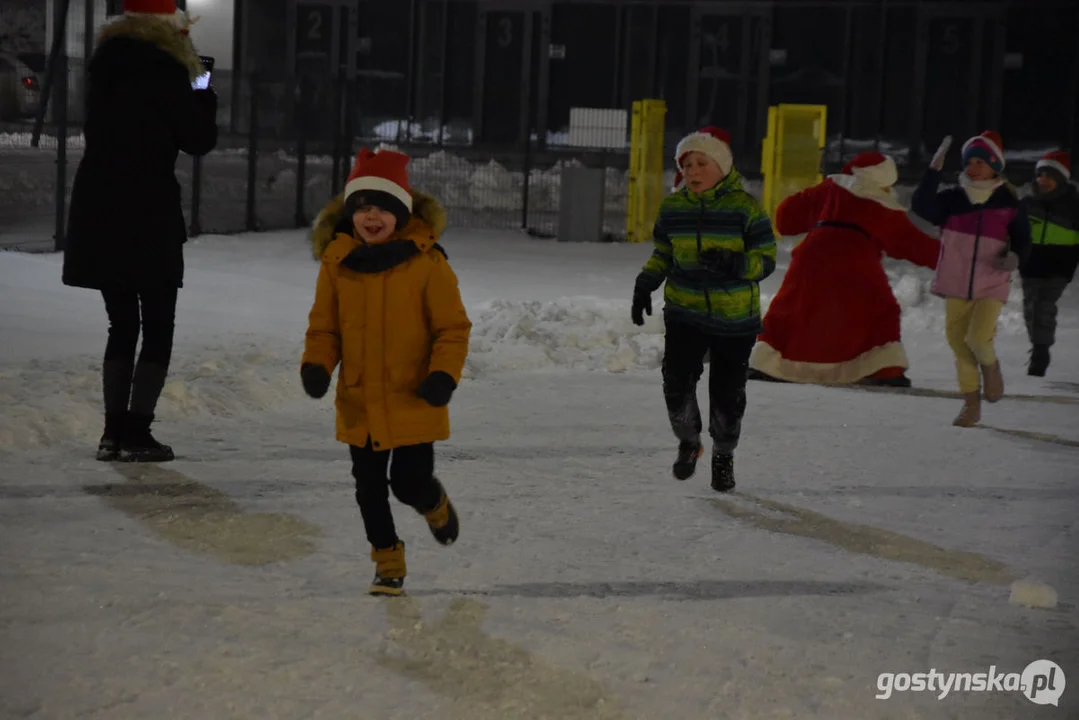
top-left (1028, 344), bottom-right (1050, 377)
top-left (421, 479), bottom-right (459, 546)
top-left (96, 411), bottom-right (127, 461)
top-left (981, 361), bottom-right (1004, 403)
top-left (121, 413), bottom-right (174, 462)
top-left (952, 391), bottom-right (981, 427)
top-left (673, 440), bottom-right (703, 480)
top-left (370, 542), bottom-right (406, 596)
top-left (711, 453), bottom-right (735, 492)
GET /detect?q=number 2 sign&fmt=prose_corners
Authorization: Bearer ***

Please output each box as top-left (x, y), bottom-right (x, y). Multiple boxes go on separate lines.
top-left (297, 4), bottom-right (333, 58)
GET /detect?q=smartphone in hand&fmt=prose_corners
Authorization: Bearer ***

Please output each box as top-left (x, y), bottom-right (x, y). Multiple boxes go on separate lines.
top-left (191, 56), bottom-right (215, 90)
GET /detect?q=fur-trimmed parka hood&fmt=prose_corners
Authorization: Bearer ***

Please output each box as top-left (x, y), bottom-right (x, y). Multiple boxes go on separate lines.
top-left (310, 190), bottom-right (448, 261)
top-left (97, 13), bottom-right (203, 81)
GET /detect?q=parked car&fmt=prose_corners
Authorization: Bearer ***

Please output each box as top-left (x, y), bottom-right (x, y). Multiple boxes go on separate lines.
top-left (0, 52), bottom-right (44, 121)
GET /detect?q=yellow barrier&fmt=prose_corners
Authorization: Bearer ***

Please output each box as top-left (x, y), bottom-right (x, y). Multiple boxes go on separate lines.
top-left (760, 104), bottom-right (828, 220)
top-left (626, 99), bottom-right (667, 243)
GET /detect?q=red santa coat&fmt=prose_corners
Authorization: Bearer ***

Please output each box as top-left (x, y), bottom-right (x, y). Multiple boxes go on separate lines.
top-left (750, 164), bottom-right (940, 384)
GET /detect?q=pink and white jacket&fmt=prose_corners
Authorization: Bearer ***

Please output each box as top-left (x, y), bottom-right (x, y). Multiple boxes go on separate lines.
top-left (911, 169), bottom-right (1032, 302)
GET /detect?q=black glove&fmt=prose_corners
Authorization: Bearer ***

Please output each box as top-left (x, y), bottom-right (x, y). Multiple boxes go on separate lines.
top-left (300, 363), bottom-right (331, 399)
top-left (417, 371), bottom-right (457, 407)
top-left (698, 248), bottom-right (744, 278)
top-left (632, 273), bottom-right (660, 326)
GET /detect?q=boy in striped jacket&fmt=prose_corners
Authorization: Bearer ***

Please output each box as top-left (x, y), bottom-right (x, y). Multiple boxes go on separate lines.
top-left (631, 126), bottom-right (777, 492)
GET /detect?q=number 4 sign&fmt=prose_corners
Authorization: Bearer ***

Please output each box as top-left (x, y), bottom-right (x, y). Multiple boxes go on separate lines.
top-left (297, 4), bottom-right (333, 58)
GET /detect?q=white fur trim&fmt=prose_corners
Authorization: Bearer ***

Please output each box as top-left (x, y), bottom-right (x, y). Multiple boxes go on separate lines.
top-left (676, 133), bottom-right (733, 175)
top-left (749, 340), bottom-right (910, 385)
top-left (344, 176), bottom-right (413, 212)
top-left (1036, 159), bottom-right (1071, 180)
top-left (960, 135), bottom-right (1005, 167)
top-left (827, 173), bottom-right (905, 211)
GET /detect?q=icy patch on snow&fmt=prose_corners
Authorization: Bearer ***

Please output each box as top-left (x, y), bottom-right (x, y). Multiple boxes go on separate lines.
top-left (1009, 579), bottom-right (1059, 609)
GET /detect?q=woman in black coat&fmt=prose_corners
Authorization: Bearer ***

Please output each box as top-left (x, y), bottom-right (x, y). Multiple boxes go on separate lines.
top-left (63, 5), bottom-right (218, 462)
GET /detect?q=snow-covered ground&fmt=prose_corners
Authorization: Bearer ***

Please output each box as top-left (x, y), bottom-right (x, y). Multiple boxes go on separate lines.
top-left (1, 229), bottom-right (1077, 719)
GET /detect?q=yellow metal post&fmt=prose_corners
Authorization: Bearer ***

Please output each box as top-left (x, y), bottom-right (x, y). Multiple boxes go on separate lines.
top-left (626, 99), bottom-right (666, 242)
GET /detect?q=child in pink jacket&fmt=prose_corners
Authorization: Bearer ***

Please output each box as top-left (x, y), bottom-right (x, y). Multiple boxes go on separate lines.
top-left (911, 131), bottom-right (1032, 427)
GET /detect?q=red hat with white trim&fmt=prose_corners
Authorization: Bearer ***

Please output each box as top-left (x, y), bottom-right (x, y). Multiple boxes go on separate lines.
top-left (344, 148), bottom-right (413, 230)
top-left (840, 151), bottom-right (899, 188)
top-left (960, 130), bottom-right (1005, 175)
top-left (1036, 150), bottom-right (1071, 181)
top-left (123, 0), bottom-right (193, 31)
top-left (673, 126), bottom-right (734, 189)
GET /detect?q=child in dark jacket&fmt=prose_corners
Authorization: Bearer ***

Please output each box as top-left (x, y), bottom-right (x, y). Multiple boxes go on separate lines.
top-left (631, 127), bottom-right (777, 492)
top-left (1019, 151), bottom-right (1079, 376)
top-left (911, 131), bottom-right (1032, 427)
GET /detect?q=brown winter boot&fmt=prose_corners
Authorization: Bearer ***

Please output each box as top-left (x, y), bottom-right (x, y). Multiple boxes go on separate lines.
top-left (952, 391), bottom-right (982, 427)
top-left (421, 483), bottom-right (459, 546)
top-left (370, 542), bottom-right (406, 597)
top-left (981, 361), bottom-right (1004, 403)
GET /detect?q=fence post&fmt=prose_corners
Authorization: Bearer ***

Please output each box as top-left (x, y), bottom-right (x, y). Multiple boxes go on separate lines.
top-left (521, 136), bottom-right (532, 230)
top-left (54, 54), bottom-right (68, 252)
top-left (295, 76), bottom-right (308, 227)
top-left (246, 73), bottom-right (259, 232)
top-left (331, 73), bottom-right (344, 195)
top-left (189, 155), bottom-right (203, 237)
top-left (341, 76), bottom-right (355, 189)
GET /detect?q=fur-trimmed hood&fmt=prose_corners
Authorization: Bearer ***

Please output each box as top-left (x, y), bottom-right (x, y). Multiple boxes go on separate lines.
top-left (310, 190), bottom-right (448, 260)
top-left (97, 13), bottom-right (203, 81)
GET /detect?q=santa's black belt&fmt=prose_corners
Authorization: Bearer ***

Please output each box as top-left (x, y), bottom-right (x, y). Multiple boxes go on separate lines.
top-left (813, 220), bottom-right (870, 238)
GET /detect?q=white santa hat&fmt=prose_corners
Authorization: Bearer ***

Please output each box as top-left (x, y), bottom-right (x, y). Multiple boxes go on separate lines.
top-left (673, 126), bottom-right (734, 189)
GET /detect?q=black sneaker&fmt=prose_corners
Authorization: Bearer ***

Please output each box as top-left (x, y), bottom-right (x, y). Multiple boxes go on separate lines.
top-left (120, 413), bottom-right (174, 463)
top-left (1027, 344), bottom-right (1050, 377)
top-left (673, 441), bottom-right (703, 480)
top-left (711, 453), bottom-right (735, 493)
top-left (369, 574), bottom-right (405, 597)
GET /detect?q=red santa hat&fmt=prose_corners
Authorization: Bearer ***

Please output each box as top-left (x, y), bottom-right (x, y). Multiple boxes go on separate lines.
top-left (1036, 150), bottom-right (1071, 181)
top-left (840, 151), bottom-right (899, 189)
top-left (673, 126), bottom-right (734, 189)
top-left (123, 0), bottom-right (193, 31)
top-left (344, 148), bottom-right (414, 230)
top-left (960, 130), bottom-right (1005, 175)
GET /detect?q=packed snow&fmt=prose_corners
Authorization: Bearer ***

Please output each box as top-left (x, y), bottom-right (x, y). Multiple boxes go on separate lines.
top-left (1, 228), bottom-right (1077, 719)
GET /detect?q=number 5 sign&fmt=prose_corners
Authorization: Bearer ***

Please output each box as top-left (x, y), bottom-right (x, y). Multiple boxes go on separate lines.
top-left (297, 3), bottom-right (333, 58)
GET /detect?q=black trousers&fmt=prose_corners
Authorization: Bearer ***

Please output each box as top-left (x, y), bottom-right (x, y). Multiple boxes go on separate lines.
top-left (101, 288), bottom-right (178, 416)
top-left (662, 321), bottom-right (756, 455)
top-left (350, 440), bottom-right (443, 551)
top-left (1021, 276), bottom-right (1070, 347)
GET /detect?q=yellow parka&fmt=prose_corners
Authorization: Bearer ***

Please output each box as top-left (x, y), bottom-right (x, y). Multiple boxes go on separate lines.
top-left (303, 191), bottom-right (471, 450)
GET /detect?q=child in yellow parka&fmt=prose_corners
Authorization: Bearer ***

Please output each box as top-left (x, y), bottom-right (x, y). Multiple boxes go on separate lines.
top-left (301, 148), bottom-right (472, 596)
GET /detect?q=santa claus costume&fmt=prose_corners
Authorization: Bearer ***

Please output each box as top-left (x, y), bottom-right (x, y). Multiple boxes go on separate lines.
top-left (749, 152), bottom-right (941, 386)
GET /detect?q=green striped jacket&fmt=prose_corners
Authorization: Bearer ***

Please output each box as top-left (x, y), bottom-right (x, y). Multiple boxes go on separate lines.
top-left (640, 169), bottom-right (777, 335)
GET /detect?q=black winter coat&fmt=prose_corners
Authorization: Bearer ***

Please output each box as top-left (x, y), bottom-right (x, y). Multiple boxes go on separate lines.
top-left (63, 19), bottom-right (218, 291)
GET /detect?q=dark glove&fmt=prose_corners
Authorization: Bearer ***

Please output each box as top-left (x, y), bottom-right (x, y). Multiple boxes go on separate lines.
top-left (300, 363), bottom-right (331, 399)
top-left (698, 248), bottom-right (744, 278)
top-left (632, 273), bottom-right (660, 326)
top-left (417, 371), bottom-right (457, 407)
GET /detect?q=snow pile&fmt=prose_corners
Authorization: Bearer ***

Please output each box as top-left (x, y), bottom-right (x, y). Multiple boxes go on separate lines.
top-left (0, 132), bottom-right (85, 150)
top-left (0, 340), bottom-right (306, 453)
top-left (465, 297), bottom-right (666, 375)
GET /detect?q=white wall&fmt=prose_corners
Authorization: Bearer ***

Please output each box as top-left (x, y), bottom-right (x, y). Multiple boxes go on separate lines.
top-left (186, 0), bottom-right (235, 70)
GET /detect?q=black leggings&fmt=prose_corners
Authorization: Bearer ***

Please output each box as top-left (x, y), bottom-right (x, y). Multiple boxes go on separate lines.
top-left (350, 440), bottom-right (443, 550)
top-left (101, 288), bottom-right (178, 416)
